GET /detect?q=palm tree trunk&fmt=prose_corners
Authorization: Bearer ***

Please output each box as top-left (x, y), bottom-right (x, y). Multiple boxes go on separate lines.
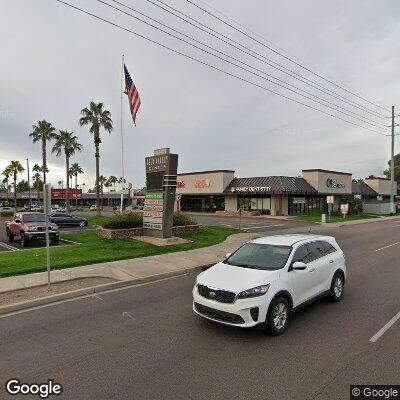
top-left (65, 154), bottom-right (70, 212)
top-left (95, 136), bottom-right (101, 216)
top-left (42, 138), bottom-right (47, 184)
top-left (6, 180), bottom-right (9, 204)
top-left (101, 185), bottom-right (104, 210)
top-left (75, 174), bottom-right (78, 211)
top-left (13, 174), bottom-right (17, 212)
top-left (108, 188), bottom-right (110, 208)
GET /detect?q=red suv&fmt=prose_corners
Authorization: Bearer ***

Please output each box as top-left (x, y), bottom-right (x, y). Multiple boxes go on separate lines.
top-left (5, 212), bottom-right (60, 247)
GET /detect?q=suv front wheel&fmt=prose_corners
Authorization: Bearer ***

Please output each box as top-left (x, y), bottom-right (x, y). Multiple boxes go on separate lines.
top-left (329, 272), bottom-right (344, 302)
top-left (20, 232), bottom-right (29, 247)
top-left (266, 296), bottom-right (290, 335)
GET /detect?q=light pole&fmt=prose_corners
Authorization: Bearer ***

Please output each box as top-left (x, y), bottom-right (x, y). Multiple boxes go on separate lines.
top-left (81, 183), bottom-right (86, 208)
top-left (25, 158), bottom-right (31, 210)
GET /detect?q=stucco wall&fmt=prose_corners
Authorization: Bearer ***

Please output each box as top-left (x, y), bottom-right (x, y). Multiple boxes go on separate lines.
top-left (224, 195), bottom-right (237, 211)
top-left (302, 170), bottom-right (352, 194)
top-left (177, 171), bottom-right (234, 195)
top-left (365, 178), bottom-right (396, 196)
top-left (363, 203), bottom-right (391, 215)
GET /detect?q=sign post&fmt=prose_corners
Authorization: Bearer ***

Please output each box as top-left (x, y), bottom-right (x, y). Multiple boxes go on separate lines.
top-left (43, 183), bottom-right (52, 290)
top-left (326, 196), bottom-right (334, 222)
top-left (144, 148), bottom-right (178, 238)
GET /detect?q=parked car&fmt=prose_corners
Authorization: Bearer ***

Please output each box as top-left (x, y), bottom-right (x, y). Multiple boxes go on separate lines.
top-left (193, 234), bottom-right (346, 335)
top-left (5, 212), bottom-right (59, 247)
top-left (89, 205), bottom-right (97, 211)
top-left (49, 213), bottom-right (87, 227)
top-left (0, 206), bottom-right (13, 212)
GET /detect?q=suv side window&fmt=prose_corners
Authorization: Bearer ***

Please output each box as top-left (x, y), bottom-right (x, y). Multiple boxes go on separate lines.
top-left (321, 240), bottom-right (337, 255)
top-left (292, 244), bottom-right (311, 264)
top-left (307, 241), bottom-right (325, 261)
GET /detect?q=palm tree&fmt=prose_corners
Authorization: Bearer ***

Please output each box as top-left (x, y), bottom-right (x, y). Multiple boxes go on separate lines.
top-left (52, 130), bottom-right (83, 212)
top-left (32, 172), bottom-right (43, 203)
top-left (32, 164), bottom-right (44, 203)
top-left (104, 179), bottom-right (112, 208)
top-left (7, 161), bottom-right (25, 211)
top-left (29, 120), bottom-right (56, 184)
top-left (79, 102), bottom-right (113, 216)
top-left (69, 162), bottom-right (84, 210)
top-left (1, 166), bottom-right (11, 205)
top-left (98, 175), bottom-right (107, 210)
top-left (108, 175), bottom-right (118, 207)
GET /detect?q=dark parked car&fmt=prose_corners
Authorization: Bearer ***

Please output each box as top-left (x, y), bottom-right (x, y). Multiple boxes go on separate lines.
top-left (49, 213), bottom-right (87, 227)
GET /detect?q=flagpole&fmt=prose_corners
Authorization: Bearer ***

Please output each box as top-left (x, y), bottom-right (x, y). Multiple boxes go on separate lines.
top-left (120, 54), bottom-right (125, 214)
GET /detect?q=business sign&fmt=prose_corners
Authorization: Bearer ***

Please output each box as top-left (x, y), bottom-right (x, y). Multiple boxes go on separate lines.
top-left (377, 195), bottom-right (383, 201)
top-left (326, 195), bottom-right (334, 204)
top-left (292, 197), bottom-right (306, 204)
top-left (230, 186), bottom-right (271, 193)
top-left (340, 204), bottom-right (349, 215)
top-left (176, 181), bottom-right (185, 189)
top-left (143, 192), bottom-right (164, 231)
top-left (51, 189), bottom-right (82, 199)
top-left (326, 178), bottom-right (345, 189)
top-left (195, 179), bottom-right (211, 189)
top-left (354, 194), bottom-right (362, 199)
top-left (145, 155), bottom-right (169, 173)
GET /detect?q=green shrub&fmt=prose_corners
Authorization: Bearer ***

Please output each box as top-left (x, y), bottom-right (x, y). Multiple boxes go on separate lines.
top-left (173, 212), bottom-right (196, 226)
top-left (0, 211), bottom-right (14, 218)
top-left (101, 212), bottom-right (197, 229)
top-left (337, 196), bottom-right (363, 215)
top-left (102, 212), bottom-right (143, 229)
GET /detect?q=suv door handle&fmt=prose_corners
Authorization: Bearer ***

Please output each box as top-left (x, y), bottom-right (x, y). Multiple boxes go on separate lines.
top-left (329, 260), bottom-right (334, 263)
top-left (309, 267), bottom-right (315, 272)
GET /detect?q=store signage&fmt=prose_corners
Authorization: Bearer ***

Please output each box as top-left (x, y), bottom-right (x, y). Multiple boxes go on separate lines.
top-left (354, 194), bottom-right (361, 199)
top-left (195, 179), bottom-right (211, 189)
top-left (293, 197), bottom-right (306, 204)
top-left (154, 148), bottom-right (170, 156)
top-left (143, 192), bottom-right (164, 231)
top-left (51, 189), bottom-right (82, 199)
top-left (326, 178), bottom-right (345, 189)
top-left (377, 195), bottom-right (383, 201)
top-left (230, 186), bottom-right (271, 193)
top-left (326, 196), bottom-right (334, 204)
top-left (145, 155), bottom-right (169, 173)
top-left (177, 181), bottom-right (185, 189)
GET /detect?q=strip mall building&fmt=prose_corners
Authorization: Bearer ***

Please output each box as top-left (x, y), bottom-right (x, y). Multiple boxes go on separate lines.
top-left (175, 169), bottom-right (396, 215)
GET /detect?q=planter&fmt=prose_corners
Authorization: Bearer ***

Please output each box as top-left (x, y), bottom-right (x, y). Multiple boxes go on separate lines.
top-left (215, 210), bottom-right (260, 217)
top-left (97, 224), bottom-right (203, 240)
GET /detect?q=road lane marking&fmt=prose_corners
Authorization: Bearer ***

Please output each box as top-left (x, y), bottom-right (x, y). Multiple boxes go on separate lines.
top-left (370, 311), bottom-right (400, 343)
top-left (122, 311), bottom-right (136, 321)
top-left (0, 241), bottom-right (19, 251)
top-left (244, 224), bottom-right (285, 230)
top-left (375, 241), bottom-right (400, 252)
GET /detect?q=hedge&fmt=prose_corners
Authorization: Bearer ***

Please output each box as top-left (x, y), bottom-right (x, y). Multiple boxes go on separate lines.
top-left (101, 212), bottom-right (196, 230)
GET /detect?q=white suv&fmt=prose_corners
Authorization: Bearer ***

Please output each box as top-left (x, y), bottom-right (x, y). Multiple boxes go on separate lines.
top-left (193, 234), bottom-right (346, 335)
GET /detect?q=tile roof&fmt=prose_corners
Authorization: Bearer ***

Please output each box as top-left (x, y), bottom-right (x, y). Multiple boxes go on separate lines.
top-left (352, 182), bottom-right (378, 196)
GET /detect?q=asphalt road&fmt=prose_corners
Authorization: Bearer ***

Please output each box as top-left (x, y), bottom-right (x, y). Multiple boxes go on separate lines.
top-left (192, 214), bottom-right (314, 232)
top-left (0, 219), bottom-right (399, 399)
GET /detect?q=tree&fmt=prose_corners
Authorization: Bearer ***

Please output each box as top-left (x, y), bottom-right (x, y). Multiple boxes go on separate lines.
top-left (16, 180), bottom-right (30, 192)
top-left (69, 162), bottom-right (84, 210)
top-left (104, 179), bottom-right (112, 208)
top-left (383, 153), bottom-right (400, 190)
top-left (1, 166), bottom-right (11, 205)
top-left (32, 172), bottom-right (43, 203)
top-left (7, 161), bottom-right (25, 211)
top-left (107, 175), bottom-right (118, 207)
top-left (98, 175), bottom-right (107, 210)
top-left (29, 120), bottom-right (56, 184)
top-left (52, 130), bottom-right (83, 212)
top-left (79, 101), bottom-right (113, 216)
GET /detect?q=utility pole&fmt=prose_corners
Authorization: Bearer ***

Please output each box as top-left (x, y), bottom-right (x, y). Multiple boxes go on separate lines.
top-left (390, 106), bottom-right (395, 215)
top-left (26, 158), bottom-right (31, 210)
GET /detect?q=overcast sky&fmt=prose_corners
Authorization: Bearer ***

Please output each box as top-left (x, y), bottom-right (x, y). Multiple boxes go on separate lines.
top-left (1, 0), bottom-right (400, 190)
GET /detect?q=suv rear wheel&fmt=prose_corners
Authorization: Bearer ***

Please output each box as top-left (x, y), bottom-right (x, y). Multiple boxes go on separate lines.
top-left (266, 296), bottom-right (290, 335)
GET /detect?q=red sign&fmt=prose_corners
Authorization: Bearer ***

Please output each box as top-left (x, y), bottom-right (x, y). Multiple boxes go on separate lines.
top-left (52, 189), bottom-right (82, 199)
top-left (195, 179), bottom-right (211, 189)
top-left (177, 181), bottom-right (185, 189)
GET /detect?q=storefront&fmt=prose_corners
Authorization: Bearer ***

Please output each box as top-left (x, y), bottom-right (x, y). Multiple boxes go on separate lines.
top-left (175, 168), bottom-right (395, 215)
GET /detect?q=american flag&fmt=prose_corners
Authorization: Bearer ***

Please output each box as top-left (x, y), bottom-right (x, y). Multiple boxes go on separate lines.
top-left (124, 64), bottom-right (141, 124)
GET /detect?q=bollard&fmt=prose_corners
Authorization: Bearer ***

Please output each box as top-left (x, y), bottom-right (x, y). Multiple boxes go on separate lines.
top-left (321, 213), bottom-right (326, 223)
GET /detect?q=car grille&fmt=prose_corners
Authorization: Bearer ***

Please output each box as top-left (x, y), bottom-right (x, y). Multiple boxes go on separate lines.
top-left (36, 226), bottom-right (46, 231)
top-left (194, 303), bottom-right (244, 324)
top-left (197, 284), bottom-right (236, 303)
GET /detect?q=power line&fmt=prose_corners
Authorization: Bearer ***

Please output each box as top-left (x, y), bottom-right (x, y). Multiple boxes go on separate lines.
top-left (146, 0), bottom-right (389, 120)
top-left (102, 0), bottom-right (387, 129)
top-left (185, 0), bottom-right (391, 113)
top-left (54, 0), bottom-right (389, 137)
top-left (196, 0), bottom-right (392, 111)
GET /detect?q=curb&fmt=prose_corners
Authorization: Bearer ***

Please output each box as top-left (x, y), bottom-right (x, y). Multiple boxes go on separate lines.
top-left (0, 265), bottom-right (213, 317)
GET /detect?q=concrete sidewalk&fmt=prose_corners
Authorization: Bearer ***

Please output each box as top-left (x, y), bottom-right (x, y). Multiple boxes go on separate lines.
top-left (0, 232), bottom-right (259, 295)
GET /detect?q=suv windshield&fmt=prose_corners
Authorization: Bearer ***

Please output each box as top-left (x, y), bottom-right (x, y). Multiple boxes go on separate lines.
top-left (225, 243), bottom-right (292, 271)
top-left (22, 214), bottom-right (47, 223)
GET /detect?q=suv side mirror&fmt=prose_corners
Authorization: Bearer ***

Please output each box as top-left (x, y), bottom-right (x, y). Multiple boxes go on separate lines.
top-left (291, 261), bottom-right (307, 271)
top-left (14, 218), bottom-right (21, 223)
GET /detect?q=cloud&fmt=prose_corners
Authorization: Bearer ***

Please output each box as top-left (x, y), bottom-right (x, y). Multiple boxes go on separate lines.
top-left (1, 0), bottom-right (399, 188)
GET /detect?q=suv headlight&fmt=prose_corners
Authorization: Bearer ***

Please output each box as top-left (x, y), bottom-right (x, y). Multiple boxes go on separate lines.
top-left (27, 226), bottom-right (36, 232)
top-left (237, 284), bottom-right (270, 299)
